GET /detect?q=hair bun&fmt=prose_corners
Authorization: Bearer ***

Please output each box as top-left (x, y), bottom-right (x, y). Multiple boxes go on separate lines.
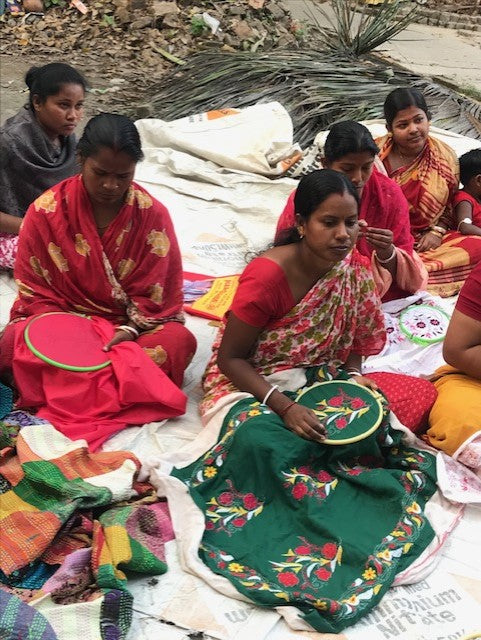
top-left (25, 66), bottom-right (41, 91)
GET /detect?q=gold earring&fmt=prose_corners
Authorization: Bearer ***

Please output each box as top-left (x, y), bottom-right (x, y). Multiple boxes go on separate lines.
top-left (298, 228), bottom-right (304, 239)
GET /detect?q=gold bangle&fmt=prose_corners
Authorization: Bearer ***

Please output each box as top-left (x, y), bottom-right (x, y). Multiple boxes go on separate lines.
top-left (432, 225), bottom-right (447, 236)
top-left (429, 230), bottom-right (444, 239)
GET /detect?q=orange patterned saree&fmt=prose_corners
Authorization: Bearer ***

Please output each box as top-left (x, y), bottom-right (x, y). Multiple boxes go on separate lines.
top-left (376, 134), bottom-right (459, 233)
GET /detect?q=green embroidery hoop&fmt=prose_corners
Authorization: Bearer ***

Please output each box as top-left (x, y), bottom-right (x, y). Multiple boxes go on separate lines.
top-left (24, 312), bottom-right (112, 372)
top-left (296, 380), bottom-right (383, 445)
top-left (399, 303), bottom-right (450, 345)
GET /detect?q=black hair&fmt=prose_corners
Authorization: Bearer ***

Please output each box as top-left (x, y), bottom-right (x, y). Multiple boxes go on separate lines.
top-left (77, 113), bottom-right (144, 163)
top-left (25, 63), bottom-right (87, 109)
top-left (324, 120), bottom-right (378, 164)
top-left (383, 87), bottom-right (431, 129)
top-left (275, 169), bottom-right (359, 246)
top-left (459, 148), bottom-right (481, 187)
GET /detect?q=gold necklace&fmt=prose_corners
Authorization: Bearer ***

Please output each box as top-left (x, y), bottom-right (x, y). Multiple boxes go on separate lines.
top-left (396, 142), bottom-right (426, 165)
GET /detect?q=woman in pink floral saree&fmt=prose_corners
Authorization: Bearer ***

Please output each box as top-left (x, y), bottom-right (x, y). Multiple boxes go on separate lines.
top-left (160, 171), bottom-right (458, 634)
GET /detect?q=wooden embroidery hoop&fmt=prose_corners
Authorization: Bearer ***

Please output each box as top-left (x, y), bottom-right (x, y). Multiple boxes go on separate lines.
top-left (296, 380), bottom-right (384, 445)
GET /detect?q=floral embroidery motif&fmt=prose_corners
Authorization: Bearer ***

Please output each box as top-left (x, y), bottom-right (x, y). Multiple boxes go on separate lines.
top-left (310, 386), bottom-right (369, 431)
top-left (144, 345), bottom-right (167, 366)
top-left (30, 256), bottom-right (51, 284)
top-left (201, 545), bottom-right (293, 603)
top-left (149, 283), bottom-right (164, 304)
top-left (331, 466), bottom-right (430, 622)
top-left (34, 190), bottom-right (57, 213)
top-left (147, 230), bottom-right (170, 257)
top-left (74, 233), bottom-right (91, 257)
top-left (126, 188), bottom-right (153, 210)
top-left (282, 465), bottom-right (338, 501)
top-left (117, 258), bottom-right (136, 281)
top-left (271, 538), bottom-right (342, 590)
top-left (115, 220), bottom-right (133, 248)
top-left (188, 402), bottom-right (272, 487)
top-left (205, 480), bottom-right (264, 535)
top-left (15, 280), bottom-right (34, 298)
top-left (48, 243), bottom-right (69, 272)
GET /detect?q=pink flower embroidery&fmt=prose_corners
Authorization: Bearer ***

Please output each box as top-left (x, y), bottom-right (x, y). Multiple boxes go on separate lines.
top-left (292, 482), bottom-right (308, 500)
top-left (217, 491), bottom-right (234, 506)
top-left (278, 571), bottom-right (299, 587)
top-left (321, 542), bottom-right (338, 560)
top-left (350, 397), bottom-right (365, 410)
top-left (232, 517), bottom-right (247, 528)
top-left (294, 545), bottom-right (311, 555)
top-left (298, 465), bottom-right (311, 475)
top-left (335, 417), bottom-right (348, 430)
top-left (314, 567), bottom-right (331, 581)
top-left (328, 395), bottom-right (344, 408)
top-left (317, 470), bottom-right (332, 482)
top-left (242, 494), bottom-right (258, 510)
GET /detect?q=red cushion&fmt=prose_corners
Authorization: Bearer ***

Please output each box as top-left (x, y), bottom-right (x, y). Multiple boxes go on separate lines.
top-left (367, 372), bottom-right (438, 434)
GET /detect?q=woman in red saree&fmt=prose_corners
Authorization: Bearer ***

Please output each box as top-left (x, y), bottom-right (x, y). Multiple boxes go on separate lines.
top-left (0, 113), bottom-right (196, 448)
top-left (275, 121), bottom-right (427, 302)
top-left (376, 87), bottom-right (481, 297)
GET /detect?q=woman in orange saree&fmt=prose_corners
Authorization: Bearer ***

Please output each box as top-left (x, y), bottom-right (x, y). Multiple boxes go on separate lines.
top-left (376, 87), bottom-right (481, 297)
top-left (426, 261), bottom-right (481, 472)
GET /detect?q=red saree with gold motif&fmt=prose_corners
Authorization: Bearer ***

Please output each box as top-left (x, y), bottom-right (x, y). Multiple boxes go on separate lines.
top-left (3, 175), bottom-right (196, 386)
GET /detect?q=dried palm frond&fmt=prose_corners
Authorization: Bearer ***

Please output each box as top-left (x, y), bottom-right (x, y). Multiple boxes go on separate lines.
top-left (148, 50), bottom-right (480, 146)
top-left (308, 0), bottom-right (419, 56)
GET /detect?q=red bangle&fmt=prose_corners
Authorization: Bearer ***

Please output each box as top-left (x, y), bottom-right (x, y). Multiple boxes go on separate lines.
top-left (278, 400), bottom-right (296, 418)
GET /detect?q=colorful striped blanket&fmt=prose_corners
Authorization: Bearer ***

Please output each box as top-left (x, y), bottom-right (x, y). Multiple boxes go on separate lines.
top-left (0, 414), bottom-right (173, 640)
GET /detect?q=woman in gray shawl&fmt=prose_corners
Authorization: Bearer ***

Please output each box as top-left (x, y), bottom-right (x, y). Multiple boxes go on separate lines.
top-left (0, 62), bottom-right (87, 268)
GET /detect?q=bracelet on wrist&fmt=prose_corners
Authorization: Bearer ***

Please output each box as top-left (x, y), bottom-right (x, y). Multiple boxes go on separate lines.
top-left (457, 217), bottom-right (472, 231)
top-left (375, 246), bottom-right (396, 264)
top-left (346, 369), bottom-right (362, 377)
top-left (429, 229), bottom-right (444, 239)
top-left (262, 385), bottom-right (279, 406)
top-left (278, 400), bottom-right (296, 419)
top-left (117, 324), bottom-right (139, 338)
top-left (432, 225), bottom-right (447, 236)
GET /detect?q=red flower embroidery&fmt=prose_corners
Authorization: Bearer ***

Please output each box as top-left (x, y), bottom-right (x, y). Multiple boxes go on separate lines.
top-left (329, 601), bottom-right (340, 613)
top-left (314, 567), bottom-right (331, 581)
top-left (321, 542), bottom-right (338, 560)
top-left (278, 571), bottom-right (299, 587)
top-left (218, 561), bottom-right (226, 569)
top-left (328, 395), bottom-right (344, 408)
top-left (335, 417), bottom-right (348, 430)
top-left (294, 545), bottom-right (311, 555)
top-left (242, 494), bottom-right (258, 510)
top-left (350, 397), bottom-right (365, 410)
top-left (298, 466), bottom-right (311, 475)
top-left (204, 457), bottom-right (214, 464)
top-left (232, 517), bottom-right (247, 528)
top-left (317, 470), bottom-right (331, 482)
top-left (292, 482), bottom-right (308, 500)
top-left (347, 467), bottom-right (363, 476)
top-left (205, 521), bottom-right (215, 530)
top-left (217, 491), bottom-right (234, 506)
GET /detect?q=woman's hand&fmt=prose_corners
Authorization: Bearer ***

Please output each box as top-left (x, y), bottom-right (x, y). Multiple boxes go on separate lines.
top-left (359, 221), bottom-right (394, 259)
top-left (282, 403), bottom-right (327, 442)
top-left (103, 329), bottom-right (135, 352)
top-left (349, 374), bottom-right (379, 391)
top-left (416, 231), bottom-right (442, 253)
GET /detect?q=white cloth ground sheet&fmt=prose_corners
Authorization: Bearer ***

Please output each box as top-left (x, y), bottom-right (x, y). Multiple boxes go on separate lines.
top-left (1, 103), bottom-right (480, 640)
